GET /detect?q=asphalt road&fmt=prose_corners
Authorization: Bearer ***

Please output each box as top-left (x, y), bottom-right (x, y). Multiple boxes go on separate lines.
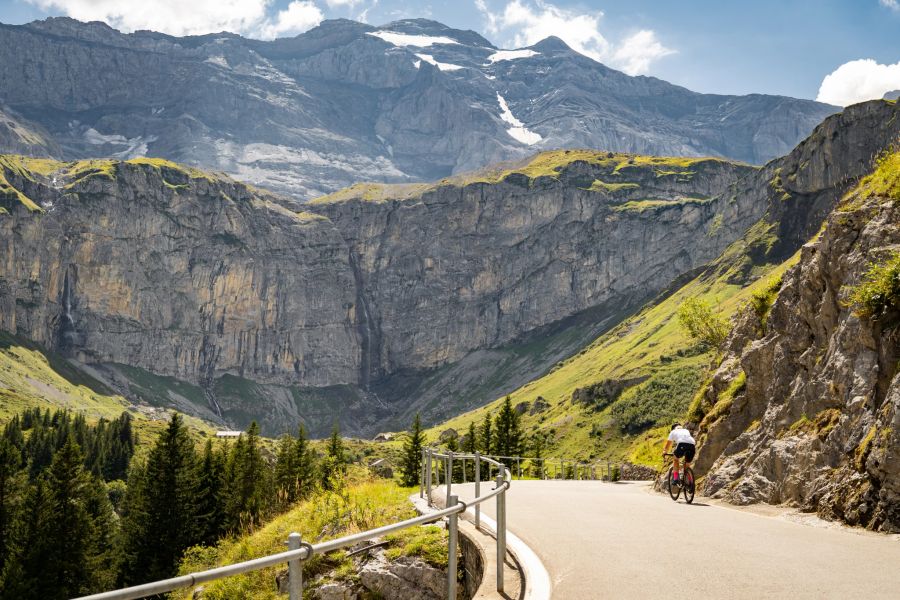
top-left (450, 480), bottom-right (900, 599)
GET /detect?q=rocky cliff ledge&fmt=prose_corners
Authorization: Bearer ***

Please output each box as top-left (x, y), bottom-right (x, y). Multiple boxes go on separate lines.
top-left (0, 150), bottom-right (760, 434)
top-left (695, 148), bottom-right (900, 532)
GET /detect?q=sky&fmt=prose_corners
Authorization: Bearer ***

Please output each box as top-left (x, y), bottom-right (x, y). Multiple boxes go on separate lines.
top-left (1, 0), bottom-right (898, 105)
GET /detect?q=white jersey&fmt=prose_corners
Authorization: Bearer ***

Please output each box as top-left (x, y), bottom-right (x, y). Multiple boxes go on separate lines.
top-left (668, 427), bottom-right (695, 445)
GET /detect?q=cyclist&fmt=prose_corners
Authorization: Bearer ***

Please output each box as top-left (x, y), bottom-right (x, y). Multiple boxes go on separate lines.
top-left (663, 423), bottom-right (695, 484)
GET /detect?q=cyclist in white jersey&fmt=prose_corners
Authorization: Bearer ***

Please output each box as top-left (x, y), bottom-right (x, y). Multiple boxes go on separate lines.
top-left (663, 423), bottom-right (695, 483)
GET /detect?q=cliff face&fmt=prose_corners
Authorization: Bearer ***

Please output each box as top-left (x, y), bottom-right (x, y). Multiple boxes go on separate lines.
top-left (693, 113), bottom-right (900, 531)
top-left (311, 155), bottom-right (759, 379)
top-left (0, 158), bottom-right (361, 391)
top-left (0, 152), bottom-right (760, 434)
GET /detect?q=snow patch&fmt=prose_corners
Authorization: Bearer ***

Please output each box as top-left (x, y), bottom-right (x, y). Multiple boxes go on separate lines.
top-left (496, 93), bottom-right (542, 145)
top-left (414, 54), bottom-right (463, 72)
top-left (205, 55), bottom-right (230, 69)
top-left (487, 49), bottom-right (539, 63)
top-left (83, 128), bottom-right (156, 159)
top-left (366, 31), bottom-right (459, 48)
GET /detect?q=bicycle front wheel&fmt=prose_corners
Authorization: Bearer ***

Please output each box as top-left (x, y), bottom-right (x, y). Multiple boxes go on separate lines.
top-left (683, 467), bottom-right (695, 504)
top-left (667, 466), bottom-right (680, 501)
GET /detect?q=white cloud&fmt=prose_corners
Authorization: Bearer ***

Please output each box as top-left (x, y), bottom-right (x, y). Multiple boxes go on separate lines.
top-left (325, 0), bottom-right (362, 6)
top-left (258, 1), bottom-right (323, 39)
top-left (26, 0), bottom-right (322, 39)
top-left (610, 30), bottom-right (675, 77)
top-left (816, 59), bottom-right (900, 106)
top-left (475, 0), bottom-right (674, 75)
top-left (880, 0), bottom-right (899, 11)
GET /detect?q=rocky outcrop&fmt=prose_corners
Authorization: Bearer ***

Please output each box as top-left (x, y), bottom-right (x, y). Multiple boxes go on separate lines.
top-left (695, 150), bottom-right (900, 532)
top-left (0, 17), bottom-right (835, 200)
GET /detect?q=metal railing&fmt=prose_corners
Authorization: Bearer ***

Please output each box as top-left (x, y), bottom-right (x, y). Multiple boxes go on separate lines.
top-left (424, 450), bottom-right (625, 484)
top-left (421, 449), bottom-right (513, 593)
top-left (75, 451), bottom-right (512, 600)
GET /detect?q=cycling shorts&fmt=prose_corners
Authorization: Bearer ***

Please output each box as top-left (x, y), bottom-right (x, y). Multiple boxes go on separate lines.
top-left (674, 442), bottom-right (696, 462)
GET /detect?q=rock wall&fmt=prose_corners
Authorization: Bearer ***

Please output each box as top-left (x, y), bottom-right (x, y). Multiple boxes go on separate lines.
top-left (695, 155), bottom-right (900, 532)
top-left (0, 160), bottom-right (361, 390)
top-left (0, 152), bottom-right (760, 433)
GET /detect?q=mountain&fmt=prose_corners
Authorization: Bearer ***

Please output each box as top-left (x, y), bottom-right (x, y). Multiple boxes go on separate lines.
top-left (0, 17), bottom-right (836, 200)
top-left (0, 150), bottom-right (760, 436)
top-left (429, 99), bottom-right (900, 504)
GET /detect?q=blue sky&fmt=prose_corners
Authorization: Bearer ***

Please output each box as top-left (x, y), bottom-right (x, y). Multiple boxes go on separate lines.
top-left (2, 0), bottom-right (899, 104)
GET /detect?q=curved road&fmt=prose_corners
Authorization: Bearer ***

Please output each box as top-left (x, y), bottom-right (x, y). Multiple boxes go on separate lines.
top-left (450, 480), bottom-right (900, 599)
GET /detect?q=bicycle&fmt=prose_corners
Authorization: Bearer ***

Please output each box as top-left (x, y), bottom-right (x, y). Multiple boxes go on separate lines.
top-left (662, 452), bottom-right (695, 504)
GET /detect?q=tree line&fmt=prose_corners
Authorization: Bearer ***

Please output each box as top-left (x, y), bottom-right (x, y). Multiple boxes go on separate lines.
top-left (0, 409), bottom-right (349, 599)
top-left (399, 396), bottom-right (551, 486)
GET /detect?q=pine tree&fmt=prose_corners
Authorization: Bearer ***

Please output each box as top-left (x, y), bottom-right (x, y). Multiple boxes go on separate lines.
top-left (494, 396), bottom-right (523, 461)
top-left (399, 414), bottom-right (425, 487)
top-left (293, 424), bottom-right (316, 500)
top-left (320, 423), bottom-right (347, 490)
top-left (463, 421), bottom-right (477, 453)
top-left (13, 439), bottom-right (114, 599)
top-left (529, 431), bottom-right (547, 477)
top-left (480, 411), bottom-right (493, 456)
top-left (223, 422), bottom-right (269, 531)
top-left (121, 413), bottom-right (199, 584)
top-left (0, 438), bottom-right (25, 578)
top-left (195, 439), bottom-right (225, 545)
top-left (274, 434), bottom-right (296, 508)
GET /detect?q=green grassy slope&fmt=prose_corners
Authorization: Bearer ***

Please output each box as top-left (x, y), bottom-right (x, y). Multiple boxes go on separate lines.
top-left (429, 247), bottom-right (798, 465)
top-left (310, 149), bottom-right (739, 204)
top-left (0, 330), bottom-right (218, 451)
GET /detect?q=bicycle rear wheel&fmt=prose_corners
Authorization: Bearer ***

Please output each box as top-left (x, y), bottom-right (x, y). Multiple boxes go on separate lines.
top-left (667, 466), bottom-right (680, 501)
top-left (683, 467), bottom-right (695, 504)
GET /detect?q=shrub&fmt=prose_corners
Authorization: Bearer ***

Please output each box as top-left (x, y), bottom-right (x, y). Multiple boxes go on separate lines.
top-left (677, 297), bottom-right (729, 348)
top-left (847, 252), bottom-right (900, 321)
top-left (611, 367), bottom-right (702, 434)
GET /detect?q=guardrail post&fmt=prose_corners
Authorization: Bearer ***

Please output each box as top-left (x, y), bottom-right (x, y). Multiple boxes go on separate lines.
top-left (446, 452), bottom-right (453, 507)
top-left (540, 458), bottom-right (545, 480)
top-left (495, 473), bottom-right (506, 593)
top-left (474, 452), bottom-right (481, 529)
top-left (516, 457), bottom-right (521, 479)
top-left (420, 448), bottom-right (426, 498)
top-left (287, 532), bottom-right (303, 600)
top-left (447, 495), bottom-right (459, 600)
top-left (426, 449), bottom-right (433, 505)
top-left (462, 455), bottom-right (467, 484)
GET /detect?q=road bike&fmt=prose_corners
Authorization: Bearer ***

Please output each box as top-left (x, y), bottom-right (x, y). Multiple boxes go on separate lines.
top-left (662, 452), bottom-right (695, 504)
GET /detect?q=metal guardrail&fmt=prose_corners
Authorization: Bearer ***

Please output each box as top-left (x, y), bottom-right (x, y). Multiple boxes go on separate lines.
top-left (76, 446), bottom-right (615, 600)
top-left (75, 450), bottom-right (513, 600)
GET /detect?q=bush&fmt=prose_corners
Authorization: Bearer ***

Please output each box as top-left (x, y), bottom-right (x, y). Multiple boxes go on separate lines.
top-left (848, 252), bottom-right (900, 321)
top-left (611, 367), bottom-right (703, 434)
top-left (677, 298), bottom-right (729, 348)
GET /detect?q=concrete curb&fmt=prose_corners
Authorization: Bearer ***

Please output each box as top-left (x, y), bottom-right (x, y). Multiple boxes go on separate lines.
top-left (412, 490), bottom-right (552, 600)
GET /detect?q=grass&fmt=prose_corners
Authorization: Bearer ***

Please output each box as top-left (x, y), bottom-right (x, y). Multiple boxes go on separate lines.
top-left (175, 479), bottom-right (424, 599)
top-left (0, 331), bottom-right (217, 460)
top-left (749, 274), bottom-right (783, 333)
top-left (429, 244), bottom-right (798, 465)
top-left (612, 196), bottom-right (710, 213)
top-left (846, 251), bottom-right (900, 321)
top-left (311, 150), bottom-right (740, 204)
top-left (703, 370), bottom-right (746, 425)
top-left (584, 179), bottom-right (640, 193)
top-left (852, 150), bottom-right (900, 202)
top-left (385, 524), bottom-right (449, 568)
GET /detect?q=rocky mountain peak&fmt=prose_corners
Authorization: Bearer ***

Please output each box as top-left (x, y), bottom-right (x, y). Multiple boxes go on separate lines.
top-left (0, 16), bottom-right (837, 201)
